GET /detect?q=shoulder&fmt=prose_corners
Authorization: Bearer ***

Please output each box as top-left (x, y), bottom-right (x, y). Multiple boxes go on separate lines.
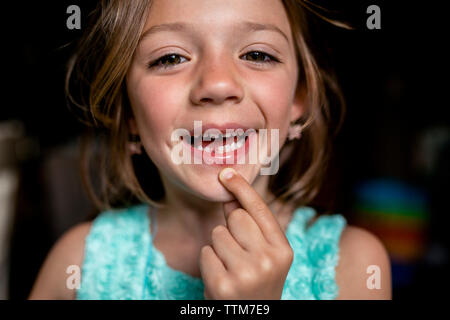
top-left (335, 225), bottom-right (392, 299)
top-left (28, 221), bottom-right (93, 300)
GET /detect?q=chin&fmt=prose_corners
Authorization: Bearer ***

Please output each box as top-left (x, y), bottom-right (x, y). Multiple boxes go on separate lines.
top-left (192, 183), bottom-right (236, 203)
top-left (175, 163), bottom-right (261, 202)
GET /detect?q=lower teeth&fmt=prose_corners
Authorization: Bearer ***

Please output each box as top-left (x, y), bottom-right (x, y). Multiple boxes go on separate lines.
top-left (191, 137), bottom-right (247, 153)
top-left (216, 139), bottom-right (244, 153)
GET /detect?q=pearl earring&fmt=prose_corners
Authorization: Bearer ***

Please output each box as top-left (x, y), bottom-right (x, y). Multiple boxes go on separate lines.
top-left (288, 122), bottom-right (303, 140)
top-left (128, 134), bottom-right (142, 155)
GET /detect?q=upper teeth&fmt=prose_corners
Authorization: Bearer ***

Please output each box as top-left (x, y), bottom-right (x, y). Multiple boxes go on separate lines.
top-left (215, 139), bottom-right (246, 153)
top-left (196, 130), bottom-right (246, 140)
top-left (189, 129), bottom-right (253, 153)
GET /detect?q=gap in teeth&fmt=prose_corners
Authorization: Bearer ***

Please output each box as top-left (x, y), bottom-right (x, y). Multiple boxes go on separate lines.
top-left (190, 130), bottom-right (255, 153)
top-left (191, 132), bottom-right (246, 143)
top-left (201, 130), bottom-right (248, 140)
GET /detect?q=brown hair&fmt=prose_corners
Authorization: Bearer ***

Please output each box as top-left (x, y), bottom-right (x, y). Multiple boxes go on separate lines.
top-left (65, 0), bottom-right (348, 213)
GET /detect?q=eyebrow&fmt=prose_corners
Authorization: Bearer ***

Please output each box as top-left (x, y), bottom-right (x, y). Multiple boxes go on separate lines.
top-left (139, 21), bottom-right (290, 44)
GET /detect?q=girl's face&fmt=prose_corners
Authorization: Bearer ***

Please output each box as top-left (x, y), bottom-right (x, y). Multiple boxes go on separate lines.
top-left (126, 0), bottom-right (303, 202)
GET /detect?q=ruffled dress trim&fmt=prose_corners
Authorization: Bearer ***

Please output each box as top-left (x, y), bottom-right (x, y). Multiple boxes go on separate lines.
top-left (76, 204), bottom-right (346, 300)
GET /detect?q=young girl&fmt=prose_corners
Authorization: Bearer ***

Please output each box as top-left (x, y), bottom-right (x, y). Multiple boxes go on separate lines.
top-left (29, 0), bottom-right (391, 300)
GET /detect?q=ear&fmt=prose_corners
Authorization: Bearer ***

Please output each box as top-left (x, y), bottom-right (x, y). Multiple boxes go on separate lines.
top-left (290, 85), bottom-right (306, 123)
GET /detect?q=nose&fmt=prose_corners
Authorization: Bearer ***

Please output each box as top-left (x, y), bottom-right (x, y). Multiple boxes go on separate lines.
top-left (189, 52), bottom-right (244, 107)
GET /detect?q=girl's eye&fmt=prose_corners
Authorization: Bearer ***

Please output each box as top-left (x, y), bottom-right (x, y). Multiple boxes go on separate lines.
top-left (148, 54), bottom-right (188, 69)
top-left (241, 51), bottom-right (280, 65)
top-left (148, 51), bottom-right (280, 70)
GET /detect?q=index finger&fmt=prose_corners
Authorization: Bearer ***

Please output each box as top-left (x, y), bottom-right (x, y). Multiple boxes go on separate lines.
top-left (218, 167), bottom-right (285, 244)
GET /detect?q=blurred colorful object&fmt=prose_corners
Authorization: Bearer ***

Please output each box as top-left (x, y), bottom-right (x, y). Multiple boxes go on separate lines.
top-left (352, 178), bottom-right (429, 286)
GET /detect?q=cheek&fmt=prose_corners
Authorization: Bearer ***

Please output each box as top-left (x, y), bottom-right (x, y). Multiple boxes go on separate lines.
top-left (129, 78), bottom-right (182, 141)
top-left (250, 72), bottom-right (293, 133)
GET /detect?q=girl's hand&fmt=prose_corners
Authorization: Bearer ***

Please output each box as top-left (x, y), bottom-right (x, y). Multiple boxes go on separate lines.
top-left (199, 168), bottom-right (294, 300)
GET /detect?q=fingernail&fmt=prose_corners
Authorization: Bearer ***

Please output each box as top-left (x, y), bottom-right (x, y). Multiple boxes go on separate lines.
top-left (220, 168), bottom-right (235, 181)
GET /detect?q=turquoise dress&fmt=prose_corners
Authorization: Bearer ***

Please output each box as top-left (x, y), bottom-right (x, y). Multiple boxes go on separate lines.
top-left (76, 203), bottom-right (346, 300)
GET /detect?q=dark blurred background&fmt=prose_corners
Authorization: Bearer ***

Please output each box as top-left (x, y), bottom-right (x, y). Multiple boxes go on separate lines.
top-left (0, 0), bottom-right (448, 300)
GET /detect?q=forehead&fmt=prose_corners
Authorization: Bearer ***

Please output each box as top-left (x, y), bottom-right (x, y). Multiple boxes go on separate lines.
top-left (143, 0), bottom-right (292, 40)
